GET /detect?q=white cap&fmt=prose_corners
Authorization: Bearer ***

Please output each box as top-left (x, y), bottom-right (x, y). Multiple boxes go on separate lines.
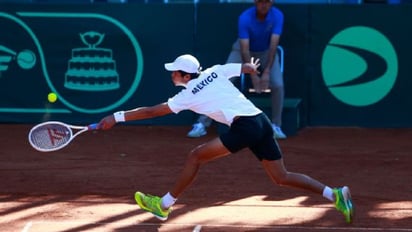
top-left (164, 54), bottom-right (200, 74)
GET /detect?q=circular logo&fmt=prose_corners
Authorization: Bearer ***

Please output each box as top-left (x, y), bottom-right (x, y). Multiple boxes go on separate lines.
top-left (321, 26), bottom-right (398, 106)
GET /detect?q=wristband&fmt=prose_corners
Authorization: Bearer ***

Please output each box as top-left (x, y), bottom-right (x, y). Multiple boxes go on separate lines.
top-left (113, 111), bottom-right (126, 122)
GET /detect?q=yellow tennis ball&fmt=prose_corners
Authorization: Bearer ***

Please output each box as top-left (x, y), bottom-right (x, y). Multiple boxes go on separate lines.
top-left (48, 92), bottom-right (57, 103)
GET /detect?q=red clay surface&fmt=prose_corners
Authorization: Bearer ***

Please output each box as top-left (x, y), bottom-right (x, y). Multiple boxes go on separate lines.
top-left (1, 124), bottom-right (411, 232)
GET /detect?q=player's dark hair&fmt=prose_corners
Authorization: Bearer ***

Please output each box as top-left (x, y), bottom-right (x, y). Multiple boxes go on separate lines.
top-left (178, 70), bottom-right (200, 79)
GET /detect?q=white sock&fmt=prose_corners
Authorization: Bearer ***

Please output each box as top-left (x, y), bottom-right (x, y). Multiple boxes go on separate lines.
top-left (161, 192), bottom-right (177, 209)
top-left (322, 186), bottom-right (334, 202)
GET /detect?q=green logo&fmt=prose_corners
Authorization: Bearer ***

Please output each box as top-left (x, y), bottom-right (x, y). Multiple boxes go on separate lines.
top-left (321, 26), bottom-right (398, 106)
top-left (65, 31), bottom-right (120, 91)
top-left (0, 45), bottom-right (36, 71)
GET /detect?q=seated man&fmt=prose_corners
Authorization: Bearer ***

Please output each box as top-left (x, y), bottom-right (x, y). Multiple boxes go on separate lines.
top-left (188, 0), bottom-right (286, 139)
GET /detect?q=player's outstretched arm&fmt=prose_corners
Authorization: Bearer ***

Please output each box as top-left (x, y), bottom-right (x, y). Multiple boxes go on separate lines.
top-left (98, 102), bottom-right (173, 130)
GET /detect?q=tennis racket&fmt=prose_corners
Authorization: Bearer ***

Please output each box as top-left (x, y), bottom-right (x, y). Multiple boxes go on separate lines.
top-left (28, 121), bottom-right (99, 152)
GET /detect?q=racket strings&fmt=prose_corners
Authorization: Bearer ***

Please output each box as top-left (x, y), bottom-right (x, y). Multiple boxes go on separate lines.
top-left (30, 125), bottom-right (71, 150)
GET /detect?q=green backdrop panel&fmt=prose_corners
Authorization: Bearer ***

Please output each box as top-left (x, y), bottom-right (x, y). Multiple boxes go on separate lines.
top-left (1, 3), bottom-right (412, 128)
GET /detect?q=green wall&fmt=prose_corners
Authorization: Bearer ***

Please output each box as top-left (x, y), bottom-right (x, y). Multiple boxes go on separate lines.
top-left (0, 3), bottom-right (411, 127)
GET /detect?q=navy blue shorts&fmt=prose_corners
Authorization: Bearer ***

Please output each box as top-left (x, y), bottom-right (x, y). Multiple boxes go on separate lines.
top-left (220, 113), bottom-right (282, 161)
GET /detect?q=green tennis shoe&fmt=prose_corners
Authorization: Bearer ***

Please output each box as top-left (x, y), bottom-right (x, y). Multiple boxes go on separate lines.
top-left (333, 186), bottom-right (354, 223)
top-left (134, 191), bottom-right (171, 221)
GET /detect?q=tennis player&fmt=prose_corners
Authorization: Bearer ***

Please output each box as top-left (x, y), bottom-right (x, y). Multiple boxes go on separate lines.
top-left (97, 54), bottom-right (354, 223)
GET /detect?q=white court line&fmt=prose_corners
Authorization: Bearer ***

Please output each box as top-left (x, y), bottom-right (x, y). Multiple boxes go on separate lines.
top-left (21, 221), bottom-right (32, 232)
top-left (138, 223), bottom-right (412, 231)
top-left (23, 221), bottom-right (412, 232)
top-left (193, 224), bottom-right (202, 232)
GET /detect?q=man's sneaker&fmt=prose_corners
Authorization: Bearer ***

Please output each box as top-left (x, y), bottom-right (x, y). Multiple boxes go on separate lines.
top-left (187, 123), bottom-right (207, 138)
top-left (272, 124), bottom-right (287, 139)
top-left (134, 192), bottom-right (171, 221)
top-left (333, 186), bottom-right (354, 223)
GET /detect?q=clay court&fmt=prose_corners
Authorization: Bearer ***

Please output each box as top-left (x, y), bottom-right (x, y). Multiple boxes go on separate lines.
top-left (1, 124), bottom-right (411, 232)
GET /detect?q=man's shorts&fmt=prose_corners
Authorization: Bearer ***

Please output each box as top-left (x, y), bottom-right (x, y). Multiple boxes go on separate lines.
top-left (220, 113), bottom-right (282, 161)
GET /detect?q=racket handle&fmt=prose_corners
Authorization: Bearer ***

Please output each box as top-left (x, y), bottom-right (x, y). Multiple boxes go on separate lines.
top-left (88, 123), bottom-right (99, 130)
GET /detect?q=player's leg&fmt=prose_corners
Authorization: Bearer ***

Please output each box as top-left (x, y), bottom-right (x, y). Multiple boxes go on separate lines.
top-left (135, 137), bottom-right (231, 220)
top-left (250, 116), bottom-right (353, 223)
top-left (247, 115), bottom-right (305, 190)
top-left (169, 115), bottom-right (266, 202)
top-left (261, 158), bottom-right (354, 223)
top-left (170, 137), bottom-right (230, 197)
top-left (261, 158), bottom-right (325, 194)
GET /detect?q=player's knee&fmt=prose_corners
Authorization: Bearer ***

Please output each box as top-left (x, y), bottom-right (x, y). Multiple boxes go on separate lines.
top-left (186, 152), bottom-right (198, 163)
top-left (186, 150), bottom-right (204, 166)
top-left (271, 173), bottom-right (288, 186)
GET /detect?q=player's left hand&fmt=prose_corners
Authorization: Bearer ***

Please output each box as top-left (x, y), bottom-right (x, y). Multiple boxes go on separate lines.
top-left (242, 57), bottom-right (261, 75)
top-left (250, 57), bottom-right (261, 73)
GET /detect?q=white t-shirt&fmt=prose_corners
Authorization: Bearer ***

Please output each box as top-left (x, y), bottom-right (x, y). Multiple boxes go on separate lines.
top-left (167, 63), bottom-right (262, 126)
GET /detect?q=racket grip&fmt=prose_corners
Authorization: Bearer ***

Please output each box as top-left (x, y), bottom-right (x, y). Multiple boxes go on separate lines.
top-left (88, 123), bottom-right (99, 130)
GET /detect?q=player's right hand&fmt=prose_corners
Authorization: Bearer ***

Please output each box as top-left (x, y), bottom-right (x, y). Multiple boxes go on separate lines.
top-left (98, 115), bottom-right (117, 130)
